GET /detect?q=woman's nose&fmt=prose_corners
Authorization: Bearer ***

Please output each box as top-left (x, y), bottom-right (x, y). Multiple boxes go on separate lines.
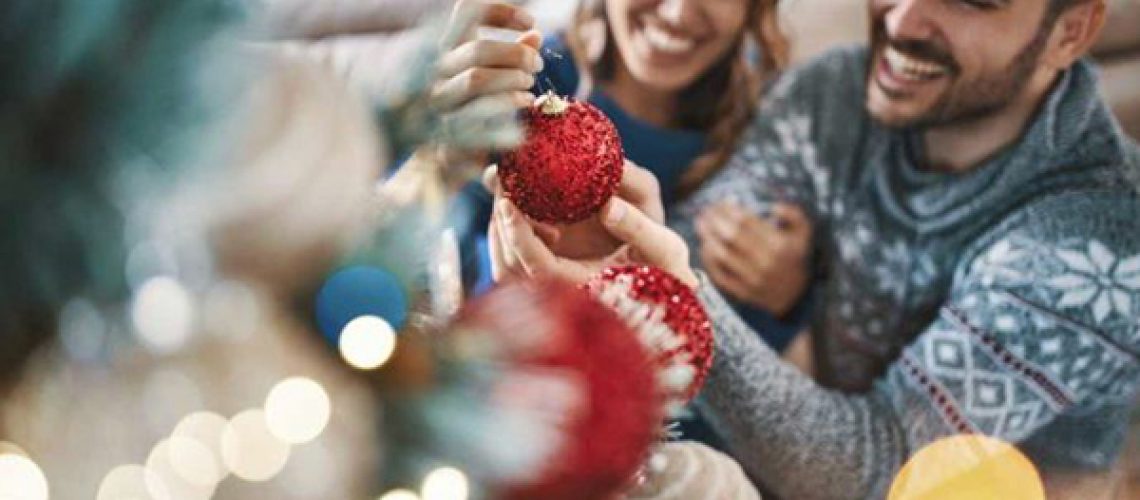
top-left (656, 0), bottom-right (698, 26)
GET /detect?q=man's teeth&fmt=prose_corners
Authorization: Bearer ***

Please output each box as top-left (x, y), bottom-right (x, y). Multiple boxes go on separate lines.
top-left (644, 25), bottom-right (695, 54)
top-left (884, 47), bottom-right (947, 81)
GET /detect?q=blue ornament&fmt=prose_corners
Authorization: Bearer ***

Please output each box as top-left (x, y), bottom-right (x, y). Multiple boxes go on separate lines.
top-left (315, 266), bottom-right (408, 345)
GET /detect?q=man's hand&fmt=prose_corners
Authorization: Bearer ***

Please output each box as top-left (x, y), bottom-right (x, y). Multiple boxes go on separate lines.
top-left (695, 202), bottom-right (812, 316)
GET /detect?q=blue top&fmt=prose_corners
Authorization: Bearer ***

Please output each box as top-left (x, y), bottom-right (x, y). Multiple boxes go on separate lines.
top-left (532, 38), bottom-right (706, 207)
top-left (451, 34), bottom-right (807, 353)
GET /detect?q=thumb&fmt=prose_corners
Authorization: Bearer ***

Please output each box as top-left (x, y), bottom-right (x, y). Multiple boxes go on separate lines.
top-left (601, 198), bottom-right (689, 273)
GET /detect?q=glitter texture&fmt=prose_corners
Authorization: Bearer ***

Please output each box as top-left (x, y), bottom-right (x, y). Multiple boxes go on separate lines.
top-left (586, 266), bottom-right (714, 405)
top-left (457, 279), bottom-right (661, 500)
top-left (499, 94), bottom-right (624, 224)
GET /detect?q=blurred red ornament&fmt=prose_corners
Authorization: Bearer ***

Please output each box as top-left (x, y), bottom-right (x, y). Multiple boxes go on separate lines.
top-left (586, 265), bottom-right (714, 413)
top-left (455, 278), bottom-right (660, 500)
top-left (499, 92), bottom-right (624, 224)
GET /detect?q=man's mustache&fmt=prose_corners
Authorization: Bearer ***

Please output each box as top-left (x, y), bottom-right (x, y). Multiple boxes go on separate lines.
top-left (871, 20), bottom-right (960, 74)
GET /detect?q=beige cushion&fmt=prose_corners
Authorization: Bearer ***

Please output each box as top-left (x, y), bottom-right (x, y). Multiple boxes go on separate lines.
top-left (1099, 54), bottom-right (1140, 139)
top-left (778, 0), bottom-right (1140, 140)
top-left (1094, 0), bottom-right (1140, 56)
top-left (782, 0), bottom-right (1140, 61)
top-left (780, 0), bottom-right (866, 63)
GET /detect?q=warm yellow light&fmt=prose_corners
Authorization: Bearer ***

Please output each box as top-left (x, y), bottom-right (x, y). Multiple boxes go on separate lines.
top-left (172, 411), bottom-right (229, 484)
top-left (145, 438), bottom-right (217, 500)
top-left (96, 464), bottom-right (170, 500)
top-left (421, 466), bottom-right (469, 500)
top-left (379, 488), bottom-right (422, 500)
top-left (0, 453), bottom-right (49, 500)
top-left (0, 441), bottom-right (28, 457)
top-left (889, 434), bottom-right (1044, 500)
top-left (221, 409), bottom-right (291, 482)
top-left (339, 315), bottom-right (397, 370)
top-left (264, 377), bottom-right (332, 444)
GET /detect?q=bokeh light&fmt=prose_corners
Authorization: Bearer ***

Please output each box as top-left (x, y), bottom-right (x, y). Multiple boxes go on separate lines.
top-left (421, 466), bottom-right (469, 500)
top-left (221, 409), bottom-right (291, 482)
top-left (172, 411), bottom-right (229, 484)
top-left (0, 441), bottom-right (28, 457)
top-left (339, 315), bottom-right (398, 370)
top-left (380, 489), bottom-right (422, 500)
top-left (0, 453), bottom-right (49, 500)
top-left (264, 377), bottom-right (332, 444)
top-left (96, 464), bottom-right (170, 500)
top-left (131, 276), bottom-right (195, 354)
top-left (888, 434), bottom-right (1044, 500)
top-left (145, 438), bottom-right (218, 500)
top-left (315, 266), bottom-right (408, 344)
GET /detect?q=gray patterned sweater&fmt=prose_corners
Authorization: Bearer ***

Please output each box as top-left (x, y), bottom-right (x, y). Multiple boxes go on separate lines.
top-left (673, 46), bottom-right (1140, 499)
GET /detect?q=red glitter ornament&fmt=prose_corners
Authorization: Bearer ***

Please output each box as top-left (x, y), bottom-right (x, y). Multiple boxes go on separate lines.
top-left (585, 265), bottom-right (714, 414)
top-left (455, 278), bottom-right (661, 500)
top-left (499, 92), bottom-right (624, 224)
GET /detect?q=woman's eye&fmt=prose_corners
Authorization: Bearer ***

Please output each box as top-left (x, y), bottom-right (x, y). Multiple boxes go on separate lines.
top-left (959, 0), bottom-right (1000, 10)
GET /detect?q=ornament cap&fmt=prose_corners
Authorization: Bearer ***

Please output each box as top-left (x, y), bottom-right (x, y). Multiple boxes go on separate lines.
top-left (534, 91), bottom-right (569, 116)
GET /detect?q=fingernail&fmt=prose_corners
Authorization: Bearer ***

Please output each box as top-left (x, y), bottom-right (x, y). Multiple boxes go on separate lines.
top-left (605, 201), bottom-right (627, 225)
top-left (532, 52), bottom-right (544, 73)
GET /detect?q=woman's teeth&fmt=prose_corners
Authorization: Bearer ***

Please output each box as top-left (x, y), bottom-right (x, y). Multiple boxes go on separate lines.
top-left (643, 24), bottom-right (695, 54)
top-left (884, 46), bottom-right (948, 81)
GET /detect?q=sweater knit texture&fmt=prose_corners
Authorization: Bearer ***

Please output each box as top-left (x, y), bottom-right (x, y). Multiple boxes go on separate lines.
top-left (673, 45), bottom-right (1140, 499)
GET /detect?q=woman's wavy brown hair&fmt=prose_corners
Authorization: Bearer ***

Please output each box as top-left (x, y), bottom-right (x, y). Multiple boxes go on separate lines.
top-left (564, 0), bottom-right (788, 199)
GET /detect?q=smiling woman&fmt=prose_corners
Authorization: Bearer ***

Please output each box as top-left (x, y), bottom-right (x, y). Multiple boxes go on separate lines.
top-left (565, 0), bottom-right (787, 197)
top-left (436, 0), bottom-right (811, 454)
top-left (449, 1), bottom-right (808, 354)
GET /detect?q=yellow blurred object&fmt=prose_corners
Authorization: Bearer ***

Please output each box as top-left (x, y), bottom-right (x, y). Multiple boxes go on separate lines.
top-left (889, 434), bottom-right (1044, 500)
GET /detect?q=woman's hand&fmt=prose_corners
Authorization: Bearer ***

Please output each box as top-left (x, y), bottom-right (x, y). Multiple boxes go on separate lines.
top-left (430, 0), bottom-right (543, 135)
top-left (486, 161), bottom-right (697, 288)
top-left (695, 202), bottom-right (811, 316)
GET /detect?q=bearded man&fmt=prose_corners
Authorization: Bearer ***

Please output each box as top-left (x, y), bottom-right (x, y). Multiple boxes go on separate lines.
top-left (489, 0), bottom-right (1140, 498)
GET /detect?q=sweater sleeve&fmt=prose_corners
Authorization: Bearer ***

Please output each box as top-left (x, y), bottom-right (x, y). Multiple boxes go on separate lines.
top-left (694, 204), bottom-right (1140, 499)
top-left (671, 98), bottom-right (827, 257)
top-left (669, 49), bottom-right (860, 257)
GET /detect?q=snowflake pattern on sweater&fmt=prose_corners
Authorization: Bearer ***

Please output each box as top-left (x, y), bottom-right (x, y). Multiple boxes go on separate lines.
top-left (673, 46), bottom-right (1140, 499)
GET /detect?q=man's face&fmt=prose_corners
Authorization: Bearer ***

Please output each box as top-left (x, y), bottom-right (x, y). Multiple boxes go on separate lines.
top-left (866, 0), bottom-right (1055, 128)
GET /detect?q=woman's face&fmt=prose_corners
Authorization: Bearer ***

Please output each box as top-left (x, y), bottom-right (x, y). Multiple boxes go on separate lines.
top-left (606, 0), bottom-right (750, 92)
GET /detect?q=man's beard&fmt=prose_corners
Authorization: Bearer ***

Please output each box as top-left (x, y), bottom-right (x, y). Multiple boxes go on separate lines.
top-left (866, 15), bottom-right (1052, 129)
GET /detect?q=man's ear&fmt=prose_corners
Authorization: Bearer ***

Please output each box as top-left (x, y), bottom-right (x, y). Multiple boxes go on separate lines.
top-left (1040, 0), bottom-right (1107, 70)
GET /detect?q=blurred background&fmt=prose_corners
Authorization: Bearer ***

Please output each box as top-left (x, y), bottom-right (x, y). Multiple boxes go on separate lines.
top-left (1, 0), bottom-right (1138, 499)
